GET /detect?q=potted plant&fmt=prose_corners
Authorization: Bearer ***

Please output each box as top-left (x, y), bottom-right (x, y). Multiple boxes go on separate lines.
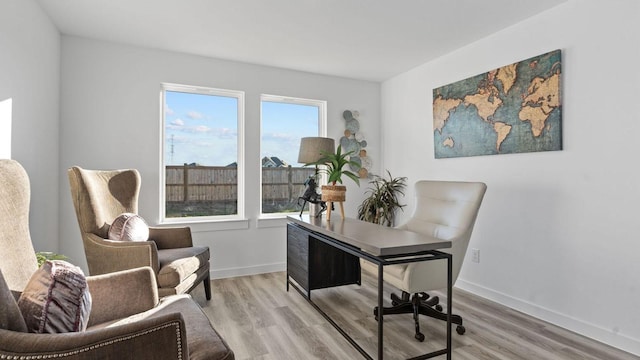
top-left (357, 170), bottom-right (407, 227)
top-left (306, 144), bottom-right (360, 219)
top-left (36, 251), bottom-right (69, 267)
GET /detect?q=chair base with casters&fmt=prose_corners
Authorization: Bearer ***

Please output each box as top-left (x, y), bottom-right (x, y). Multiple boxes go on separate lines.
top-left (374, 291), bottom-right (465, 342)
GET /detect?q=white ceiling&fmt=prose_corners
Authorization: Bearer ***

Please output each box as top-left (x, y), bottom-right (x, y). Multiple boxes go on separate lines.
top-left (36, 0), bottom-right (565, 82)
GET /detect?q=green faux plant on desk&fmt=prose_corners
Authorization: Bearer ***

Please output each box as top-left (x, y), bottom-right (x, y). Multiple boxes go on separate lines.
top-left (357, 170), bottom-right (407, 227)
top-left (306, 144), bottom-right (360, 186)
top-left (36, 251), bottom-right (69, 267)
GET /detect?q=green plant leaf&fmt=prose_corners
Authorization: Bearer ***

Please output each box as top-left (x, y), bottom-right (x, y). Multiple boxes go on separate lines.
top-left (36, 251), bottom-right (69, 267)
top-left (356, 170), bottom-right (407, 226)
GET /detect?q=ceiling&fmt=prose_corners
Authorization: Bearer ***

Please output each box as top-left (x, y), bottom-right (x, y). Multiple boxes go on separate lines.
top-left (36, 0), bottom-right (565, 82)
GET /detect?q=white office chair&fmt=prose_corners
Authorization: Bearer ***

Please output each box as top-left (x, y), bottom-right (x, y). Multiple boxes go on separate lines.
top-left (361, 180), bottom-right (486, 341)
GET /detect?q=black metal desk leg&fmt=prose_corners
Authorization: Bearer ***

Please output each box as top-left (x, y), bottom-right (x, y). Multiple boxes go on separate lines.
top-left (446, 253), bottom-right (452, 360)
top-left (378, 263), bottom-right (384, 360)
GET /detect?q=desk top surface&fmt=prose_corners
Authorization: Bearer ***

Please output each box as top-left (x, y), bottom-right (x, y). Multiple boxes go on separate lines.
top-left (287, 215), bottom-right (451, 257)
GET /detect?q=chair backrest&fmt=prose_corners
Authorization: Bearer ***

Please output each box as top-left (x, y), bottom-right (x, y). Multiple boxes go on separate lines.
top-left (68, 167), bottom-right (141, 239)
top-left (0, 160), bottom-right (39, 292)
top-left (397, 180), bottom-right (486, 281)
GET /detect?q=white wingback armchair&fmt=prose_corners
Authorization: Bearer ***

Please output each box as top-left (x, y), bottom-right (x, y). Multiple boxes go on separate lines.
top-left (361, 180), bottom-right (486, 342)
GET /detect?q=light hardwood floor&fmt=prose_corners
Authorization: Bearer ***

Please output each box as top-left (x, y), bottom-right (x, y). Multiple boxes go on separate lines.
top-left (192, 272), bottom-right (638, 360)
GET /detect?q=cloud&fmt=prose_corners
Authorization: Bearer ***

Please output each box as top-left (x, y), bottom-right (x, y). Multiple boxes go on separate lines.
top-left (166, 123), bottom-right (237, 139)
top-left (166, 118), bottom-right (186, 130)
top-left (263, 132), bottom-right (295, 141)
top-left (165, 105), bottom-right (175, 116)
top-left (187, 111), bottom-right (204, 120)
top-left (195, 125), bottom-right (211, 133)
top-left (216, 127), bottom-right (237, 138)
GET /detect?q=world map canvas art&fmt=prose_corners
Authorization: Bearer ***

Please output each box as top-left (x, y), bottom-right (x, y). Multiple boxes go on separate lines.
top-left (433, 49), bottom-right (562, 158)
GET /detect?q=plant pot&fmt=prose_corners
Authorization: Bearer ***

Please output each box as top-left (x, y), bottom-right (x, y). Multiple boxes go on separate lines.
top-left (321, 185), bottom-right (346, 202)
top-left (321, 185), bottom-right (346, 221)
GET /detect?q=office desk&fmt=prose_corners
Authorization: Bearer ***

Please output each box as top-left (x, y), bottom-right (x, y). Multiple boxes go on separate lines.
top-left (286, 215), bottom-right (453, 360)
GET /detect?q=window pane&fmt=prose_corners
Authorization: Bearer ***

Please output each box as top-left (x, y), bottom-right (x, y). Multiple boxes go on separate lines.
top-left (261, 98), bottom-right (323, 214)
top-left (164, 88), bottom-right (240, 218)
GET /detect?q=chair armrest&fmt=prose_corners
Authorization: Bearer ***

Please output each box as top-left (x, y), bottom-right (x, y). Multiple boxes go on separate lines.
top-left (86, 267), bottom-right (159, 327)
top-left (84, 233), bottom-right (160, 274)
top-left (0, 312), bottom-right (187, 360)
top-left (149, 226), bottom-right (193, 249)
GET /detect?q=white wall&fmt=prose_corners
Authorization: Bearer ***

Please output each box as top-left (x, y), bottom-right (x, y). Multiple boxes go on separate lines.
top-left (381, 0), bottom-right (640, 355)
top-left (0, 0), bottom-right (60, 252)
top-left (59, 36), bottom-right (380, 278)
top-left (11, 0), bottom-right (635, 354)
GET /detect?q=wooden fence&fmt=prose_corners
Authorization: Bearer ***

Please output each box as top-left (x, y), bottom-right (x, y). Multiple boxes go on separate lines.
top-left (166, 165), bottom-right (315, 204)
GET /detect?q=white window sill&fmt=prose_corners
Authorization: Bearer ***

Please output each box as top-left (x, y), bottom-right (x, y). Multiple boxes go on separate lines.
top-left (257, 213), bottom-right (303, 228)
top-left (156, 218), bottom-right (250, 232)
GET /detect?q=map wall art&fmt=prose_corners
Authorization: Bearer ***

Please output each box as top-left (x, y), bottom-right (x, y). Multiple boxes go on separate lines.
top-left (433, 49), bottom-right (562, 158)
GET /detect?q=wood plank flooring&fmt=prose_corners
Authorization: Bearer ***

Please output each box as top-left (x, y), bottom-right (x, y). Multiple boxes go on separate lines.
top-left (191, 272), bottom-right (638, 360)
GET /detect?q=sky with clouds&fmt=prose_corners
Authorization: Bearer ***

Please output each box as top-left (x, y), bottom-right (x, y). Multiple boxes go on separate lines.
top-left (164, 91), bottom-right (318, 167)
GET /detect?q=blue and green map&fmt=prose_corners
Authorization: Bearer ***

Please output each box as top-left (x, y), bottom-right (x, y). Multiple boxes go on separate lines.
top-left (433, 49), bottom-right (562, 158)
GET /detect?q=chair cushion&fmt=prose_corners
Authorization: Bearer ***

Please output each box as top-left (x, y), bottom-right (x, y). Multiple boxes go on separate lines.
top-left (157, 247), bottom-right (210, 288)
top-left (360, 260), bottom-right (408, 292)
top-left (108, 213), bottom-right (149, 241)
top-left (0, 270), bottom-right (27, 332)
top-left (384, 264), bottom-right (408, 283)
top-left (91, 294), bottom-right (234, 360)
top-left (18, 260), bottom-right (92, 333)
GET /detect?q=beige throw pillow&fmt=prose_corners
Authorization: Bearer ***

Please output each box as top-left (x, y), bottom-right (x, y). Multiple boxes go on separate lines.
top-left (18, 260), bottom-right (92, 333)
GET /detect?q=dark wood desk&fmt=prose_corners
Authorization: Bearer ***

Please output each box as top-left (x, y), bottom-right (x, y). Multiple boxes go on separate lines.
top-left (286, 215), bottom-right (453, 360)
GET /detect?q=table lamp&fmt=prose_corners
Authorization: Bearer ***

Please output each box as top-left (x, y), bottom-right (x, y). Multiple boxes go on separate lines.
top-left (298, 137), bottom-right (335, 217)
top-left (297, 137), bottom-right (335, 166)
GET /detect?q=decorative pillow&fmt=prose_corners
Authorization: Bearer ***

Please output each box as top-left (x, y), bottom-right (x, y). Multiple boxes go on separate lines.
top-left (17, 260), bottom-right (92, 333)
top-left (0, 269), bottom-right (27, 332)
top-left (108, 212), bottom-right (149, 241)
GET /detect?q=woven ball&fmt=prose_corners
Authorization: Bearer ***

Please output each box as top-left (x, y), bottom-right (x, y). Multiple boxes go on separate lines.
top-left (108, 213), bottom-right (149, 241)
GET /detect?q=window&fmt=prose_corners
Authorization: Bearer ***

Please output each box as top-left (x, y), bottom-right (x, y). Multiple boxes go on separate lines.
top-left (260, 95), bottom-right (326, 215)
top-left (161, 83), bottom-right (244, 222)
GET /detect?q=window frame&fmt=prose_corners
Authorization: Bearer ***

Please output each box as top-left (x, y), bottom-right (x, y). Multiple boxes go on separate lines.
top-left (259, 94), bottom-right (327, 218)
top-left (159, 82), bottom-right (246, 224)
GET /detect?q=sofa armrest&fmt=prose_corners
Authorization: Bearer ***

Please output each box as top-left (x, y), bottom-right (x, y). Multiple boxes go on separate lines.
top-left (149, 226), bottom-right (193, 249)
top-left (86, 267), bottom-right (159, 327)
top-left (84, 233), bottom-right (160, 274)
top-left (0, 312), bottom-right (188, 360)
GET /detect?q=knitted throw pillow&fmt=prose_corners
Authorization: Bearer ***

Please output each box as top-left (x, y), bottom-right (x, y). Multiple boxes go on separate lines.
top-left (108, 213), bottom-right (149, 241)
top-left (18, 260), bottom-right (92, 333)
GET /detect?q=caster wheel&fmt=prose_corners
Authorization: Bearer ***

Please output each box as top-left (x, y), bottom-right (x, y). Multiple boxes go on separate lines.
top-left (415, 332), bottom-right (425, 342)
top-left (456, 325), bottom-right (466, 335)
top-left (435, 304), bottom-right (443, 312)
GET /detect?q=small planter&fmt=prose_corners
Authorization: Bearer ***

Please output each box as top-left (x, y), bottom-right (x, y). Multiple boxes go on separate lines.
top-left (321, 185), bottom-right (346, 221)
top-left (321, 185), bottom-right (346, 202)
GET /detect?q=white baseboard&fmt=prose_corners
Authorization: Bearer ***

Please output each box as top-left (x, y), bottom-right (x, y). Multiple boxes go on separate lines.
top-left (210, 262), bottom-right (286, 280)
top-left (455, 279), bottom-right (640, 357)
